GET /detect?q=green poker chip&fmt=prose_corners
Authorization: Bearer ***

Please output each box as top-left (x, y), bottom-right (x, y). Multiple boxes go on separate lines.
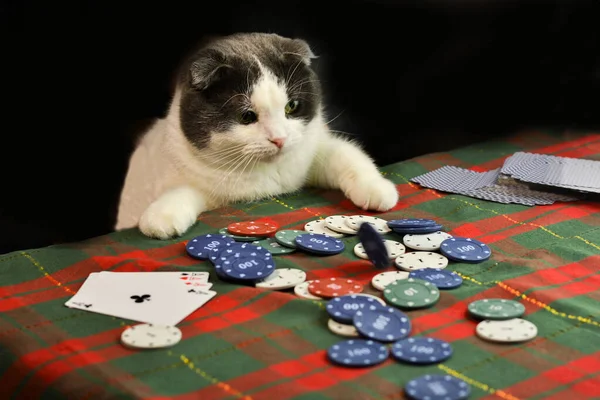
top-left (383, 278), bottom-right (440, 309)
top-left (468, 299), bottom-right (525, 320)
top-left (218, 227), bottom-right (265, 242)
top-left (274, 230), bottom-right (305, 248)
top-left (251, 238), bottom-right (296, 255)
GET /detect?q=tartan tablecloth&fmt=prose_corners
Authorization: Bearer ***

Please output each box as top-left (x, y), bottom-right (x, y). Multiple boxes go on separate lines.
top-left (1, 131), bottom-right (599, 400)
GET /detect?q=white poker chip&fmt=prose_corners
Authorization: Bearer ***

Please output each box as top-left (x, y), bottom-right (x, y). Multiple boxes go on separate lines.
top-left (255, 268), bottom-right (306, 290)
top-left (476, 318), bottom-right (538, 343)
top-left (304, 219), bottom-right (345, 238)
top-left (325, 215), bottom-right (359, 234)
top-left (354, 239), bottom-right (406, 260)
top-left (346, 215), bottom-right (392, 234)
top-left (327, 319), bottom-right (359, 337)
top-left (294, 280), bottom-right (322, 299)
top-left (371, 271), bottom-right (410, 291)
top-left (403, 231), bottom-right (453, 251)
top-left (395, 252), bottom-right (449, 271)
top-left (120, 324), bottom-right (182, 349)
top-left (354, 293), bottom-right (387, 306)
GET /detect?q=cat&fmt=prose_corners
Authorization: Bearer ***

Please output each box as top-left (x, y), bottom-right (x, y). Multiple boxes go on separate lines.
top-left (115, 32), bottom-right (399, 239)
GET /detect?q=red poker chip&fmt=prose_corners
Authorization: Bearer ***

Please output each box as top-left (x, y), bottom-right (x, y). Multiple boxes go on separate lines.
top-left (227, 221), bottom-right (279, 237)
top-left (307, 277), bottom-right (364, 298)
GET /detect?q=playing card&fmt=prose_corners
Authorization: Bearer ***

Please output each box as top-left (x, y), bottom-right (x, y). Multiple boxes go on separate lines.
top-left (98, 271), bottom-right (211, 289)
top-left (66, 271), bottom-right (216, 325)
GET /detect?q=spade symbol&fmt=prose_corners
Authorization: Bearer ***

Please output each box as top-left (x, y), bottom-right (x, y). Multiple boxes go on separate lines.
top-left (130, 294), bottom-right (151, 303)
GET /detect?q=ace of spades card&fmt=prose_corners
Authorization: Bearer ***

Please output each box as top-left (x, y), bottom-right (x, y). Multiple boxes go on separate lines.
top-left (65, 271), bottom-right (216, 326)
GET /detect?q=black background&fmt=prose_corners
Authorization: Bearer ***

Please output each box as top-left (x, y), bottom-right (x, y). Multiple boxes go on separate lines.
top-left (1, 0), bottom-right (599, 253)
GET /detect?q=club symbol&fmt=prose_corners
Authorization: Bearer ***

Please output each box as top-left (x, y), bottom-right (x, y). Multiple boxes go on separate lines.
top-left (130, 294), bottom-right (151, 303)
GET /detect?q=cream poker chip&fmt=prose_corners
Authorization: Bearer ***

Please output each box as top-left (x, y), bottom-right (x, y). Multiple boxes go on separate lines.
top-left (346, 215), bottom-right (392, 234)
top-left (325, 215), bottom-right (359, 235)
top-left (120, 324), bottom-right (182, 349)
top-left (255, 268), bottom-right (306, 290)
top-left (354, 239), bottom-right (405, 260)
top-left (294, 280), bottom-right (322, 299)
top-left (395, 252), bottom-right (449, 271)
top-left (304, 219), bottom-right (345, 238)
top-left (403, 231), bottom-right (453, 251)
top-left (476, 318), bottom-right (538, 343)
top-left (354, 293), bottom-right (387, 306)
top-left (371, 271), bottom-right (410, 291)
top-left (328, 319), bottom-right (359, 337)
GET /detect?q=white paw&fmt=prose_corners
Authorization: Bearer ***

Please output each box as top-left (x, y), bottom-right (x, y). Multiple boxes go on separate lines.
top-left (344, 176), bottom-right (399, 212)
top-left (138, 197), bottom-right (198, 239)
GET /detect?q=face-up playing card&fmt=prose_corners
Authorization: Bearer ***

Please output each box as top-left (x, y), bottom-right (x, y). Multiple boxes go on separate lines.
top-left (65, 271), bottom-right (216, 326)
top-left (98, 271), bottom-right (212, 289)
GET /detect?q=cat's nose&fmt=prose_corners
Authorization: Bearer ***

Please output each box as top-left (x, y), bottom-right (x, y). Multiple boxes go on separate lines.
top-left (269, 138), bottom-right (285, 149)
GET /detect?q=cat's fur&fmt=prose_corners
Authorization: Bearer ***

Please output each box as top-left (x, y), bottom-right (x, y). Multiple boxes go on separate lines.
top-left (116, 33), bottom-right (399, 239)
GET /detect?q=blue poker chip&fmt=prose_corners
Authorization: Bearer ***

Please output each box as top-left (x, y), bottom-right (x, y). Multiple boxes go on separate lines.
top-left (326, 294), bottom-right (386, 324)
top-left (440, 237), bottom-right (491, 263)
top-left (409, 268), bottom-right (463, 289)
top-left (353, 306), bottom-right (412, 342)
top-left (387, 218), bottom-right (438, 229)
top-left (392, 224), bottom-right (443, 235)
top-left (294, 233), bottom-right (345, 255)
top-left (405, 374), bottom-right (471, 400)
top-left (327, 339), bottom-right (389, 367)
top-left (391, 337), bottom-right (453, 364)
top-left (186, 234), bottom-right (235, 260)
top-left (357, 222), bottom-right (389, 269)
top-left (216, 252), bottom-right (275, 281)
top-left (209, 242), bottom-right (271, 264)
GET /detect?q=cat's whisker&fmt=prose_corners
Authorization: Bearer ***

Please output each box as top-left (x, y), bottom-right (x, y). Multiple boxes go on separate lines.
top-left (285, 59), bottom-right (304, 88)
top-left (221, 93), bottom-right (247, 109)
top-left (325, 110), bottom-right (345, 125)
top-left (207, 153), bottom-right (249, 200)
top-left (229, 155), bottom-right (256, 199)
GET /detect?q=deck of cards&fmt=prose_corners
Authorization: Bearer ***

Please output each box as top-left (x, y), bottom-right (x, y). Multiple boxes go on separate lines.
top-left (65, 271), bottom-right (216, 326)
top-left (410, 151), bottom-right (599, 206)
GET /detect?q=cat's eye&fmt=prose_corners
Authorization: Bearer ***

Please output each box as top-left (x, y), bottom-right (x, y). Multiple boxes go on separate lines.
top-left (285, 100), bottom-right (299, 115)
top-left (239, 110), bottom-right (258, 125)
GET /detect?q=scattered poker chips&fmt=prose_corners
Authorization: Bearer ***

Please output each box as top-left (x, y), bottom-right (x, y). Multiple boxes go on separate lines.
top-left (251, 237), bottom-right (296, 255)
top-left (383, 278), bottom-right (440, 309)
top-left (391, 337), bottom-right (453, 364)
top-left (255, 268), bottom-right (306, 289)
top-left (403, 231), bottom-right (452, 251)
top-left (120, 324), bottom-right (182, 349)
top-left (405, 374), bottom-right (471, 400)
top-left (219, 227), bottom-right (262, 242)
top-left (409, 268), bottom-right (463, 289)
top-left (475, 318), bottom-right (538, 343)
top-left (353, 306), bottom-right (412, 342)
top-left (387, 218), bottom-right (438, 229)
top-left (326, 294), bottom-right (386, 324)
top-left (440, 237), bottom-right (492, 263)
top-left (468, 298), bottom-right (525, 320)
top-left (227, 220), bottom-right (279, 237)
top-left (274, 229), bottom-right (305, 248)
top-left (356, 222), bottom-right (390, 269)
top-left (304, 219), bottom-right (345, 238)
top-left (215, 249), bottom-right (275, 281)
top-left (371, 271), bottom-right (410, 291)
top-left (295, 233), bottom-right (345, 255)
top-left (185, 234), bottom-right (235, 260)
top-left (308, 278), bottom-right (363, 298)
top-left (395, 252), bottom-right (449, 271)
top-left (327, 339), bottom-right (390, 367)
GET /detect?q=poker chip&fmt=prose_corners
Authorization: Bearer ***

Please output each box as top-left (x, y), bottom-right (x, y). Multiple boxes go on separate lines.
top-left (185, 234), bottom-right (235, 260)
top-left (354, 240), bottom-right (405, 260)
top-left (405, 374), bottom-right (471, 400)
top-left (324, 215), bottom-right (359, 235)
top-left (227, 220), bottom-right (278, 237)
top-left (304, 219), bottom-right (345, 238)
top-left (392, 224), bottom-right (444, 235)
top-left (295, 233), bottom-right (345, 255)
top-left (475, 318), bottom-right (538, 343)
top-left (387, 218), bottom-right (438, 229)
top-left (255, 268), bottom-right (306, 289)
top-left (409, 268), bottom-right (463, 289)
top-left (395, 252), bottom-right (449, 271)
top-left (219, 227), bottom-right (263, 242)
top-left (468, 299), bottom-right (526, 320)
top-left (327, 319), bottom-right (359, 337)
top-left (326, 294), bottom-right (386, 324)
top-left (120, 324), bottom-right (182, 349)
top-left (308, 278), bottom-right (363, 298)
top-left (274, 229), bottom-right (306, 248)
top-left (353, 293), bottom-right (387, 306)
top-left (209, 242), bottom-right (271, 264)
top-left (346, 215), bottom-right (392, 233)
top-left (371, 271), bottom-right (410, 291)
top-left (353, 306), bottom-right (412, 342)
top-left (403, 231), bottom-right (453, 251)
top-left (251, 238), bottom-right (296, 255)
top-left (327, 339), bottom-right (389, 367)
top-left (383, 278), bottom-right (440, 309)
top-left (216, 250), bottom-right (275, 281)
top-left (356, 222), bottom-right (390, 269)
top-left (440, 237), bottom-right (492, 263)
top-left (391, 337), bottom-right (453, 364)
top-left (294, 281), bottom-right (322, 299)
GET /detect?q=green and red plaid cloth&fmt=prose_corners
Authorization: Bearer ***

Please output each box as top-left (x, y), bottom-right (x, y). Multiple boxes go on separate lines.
top-left (1, 131), bottom-right (599, 400)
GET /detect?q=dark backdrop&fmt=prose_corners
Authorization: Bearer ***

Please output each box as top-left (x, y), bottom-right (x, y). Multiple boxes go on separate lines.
top-left (1, 0), bottom-right (599, 253)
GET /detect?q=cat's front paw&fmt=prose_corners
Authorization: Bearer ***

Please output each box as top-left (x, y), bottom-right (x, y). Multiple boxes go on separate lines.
top-left (138, 197), bottom-right (198, 239)
top-left (344, 176), bottom-right (399, 212)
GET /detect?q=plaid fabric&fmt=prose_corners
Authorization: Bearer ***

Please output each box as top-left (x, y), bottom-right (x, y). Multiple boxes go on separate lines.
top-left (1, 130), bottom-right (599, 400)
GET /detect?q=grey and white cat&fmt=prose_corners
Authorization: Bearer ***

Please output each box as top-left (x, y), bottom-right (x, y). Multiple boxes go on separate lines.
top-left (116, 33), bottom-right (399, 239)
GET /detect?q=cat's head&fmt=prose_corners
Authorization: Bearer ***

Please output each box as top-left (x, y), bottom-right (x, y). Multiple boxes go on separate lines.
top-left (177, 33), bottom-right (322, 162)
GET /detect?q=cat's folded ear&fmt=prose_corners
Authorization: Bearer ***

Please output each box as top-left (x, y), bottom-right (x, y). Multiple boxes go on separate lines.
top-left (285, 38), bottom-right (317, 66)
top-left (188, 48), bottom-right (232, 90)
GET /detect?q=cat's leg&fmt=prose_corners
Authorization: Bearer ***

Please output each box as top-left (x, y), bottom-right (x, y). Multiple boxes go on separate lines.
top-left (308, 133), bottom-right (399, 211)
top-left (138, 185), bottom-right (206, 239)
